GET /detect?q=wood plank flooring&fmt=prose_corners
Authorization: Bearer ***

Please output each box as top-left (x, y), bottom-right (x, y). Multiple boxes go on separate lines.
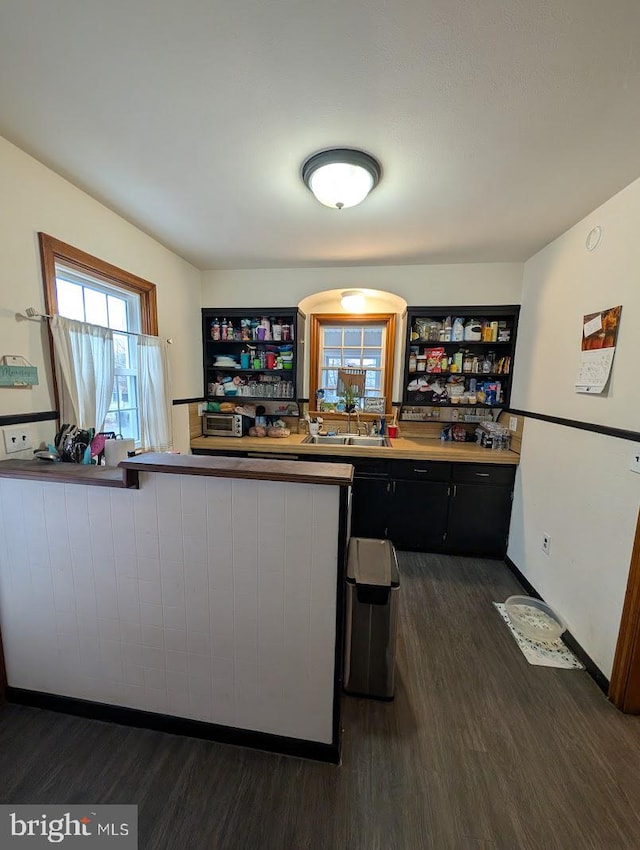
top-left (2, 552), bottom-right (640, 849)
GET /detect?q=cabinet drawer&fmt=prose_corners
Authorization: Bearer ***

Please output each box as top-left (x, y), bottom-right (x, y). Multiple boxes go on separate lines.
top-left (389, 460), bottom-right (451, 482)
top-left (352, 457), bottom-right (390, 477)
top-left (452, 463), bottom-right (516, 486)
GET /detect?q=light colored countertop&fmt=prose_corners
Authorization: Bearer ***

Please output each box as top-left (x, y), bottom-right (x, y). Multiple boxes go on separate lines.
top-left (190, 433), bottom-right (520, 465)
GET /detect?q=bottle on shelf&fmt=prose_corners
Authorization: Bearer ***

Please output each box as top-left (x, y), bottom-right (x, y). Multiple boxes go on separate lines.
top-left (221, 318), bottom-right (228, 341)
top-left (482, 352), bottom-right (495, 373)
top-left (282, 323), bottom-right (291, 341)
top-left (443, 316), bottom-right (452, 342)
top-left (227, 318), bottom-right (234, 340)
top-left (211, 318), bottom-right (220, 340)
top-left (272, 318), bottom-right (282, 341)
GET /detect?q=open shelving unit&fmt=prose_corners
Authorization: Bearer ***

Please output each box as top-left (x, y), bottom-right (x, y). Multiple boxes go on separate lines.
top-left (402, 305), bottom-right (520, 411)
top-left (201, 308), bottom-right (305, 404)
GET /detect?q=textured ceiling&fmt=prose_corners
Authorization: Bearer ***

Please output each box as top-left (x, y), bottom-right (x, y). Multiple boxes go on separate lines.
top-left (1, 0), bottom-right (640, 269)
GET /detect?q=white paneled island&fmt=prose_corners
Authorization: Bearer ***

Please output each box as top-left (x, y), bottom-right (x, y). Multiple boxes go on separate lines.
top-left (0, 454), bottom-right (353, 762)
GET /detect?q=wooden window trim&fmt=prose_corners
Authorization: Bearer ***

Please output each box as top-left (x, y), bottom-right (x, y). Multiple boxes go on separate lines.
top-left (38, 234), bottom-right (158, 334)
top-left (309, 313), bottom-right (396, 416)
top-left (38, 233), bottom-right (159, 422)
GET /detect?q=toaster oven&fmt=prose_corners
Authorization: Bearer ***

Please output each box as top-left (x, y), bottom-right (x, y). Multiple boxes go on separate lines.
top-left (203, 412), bottom-right (252, 437)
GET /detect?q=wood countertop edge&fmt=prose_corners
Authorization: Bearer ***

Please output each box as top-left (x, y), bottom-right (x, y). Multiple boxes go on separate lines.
top-left (119, 452), bottom-right (354, 486)
top-left (0, 461), bottom-right (130, 488)
top-left (189, 436), bottom-right (520, 465)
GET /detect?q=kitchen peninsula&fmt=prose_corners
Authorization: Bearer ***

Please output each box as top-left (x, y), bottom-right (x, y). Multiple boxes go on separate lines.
top-left (192, 432), bottom-right (520, 557)
top-left (0, 454), bottom-right (353, 762)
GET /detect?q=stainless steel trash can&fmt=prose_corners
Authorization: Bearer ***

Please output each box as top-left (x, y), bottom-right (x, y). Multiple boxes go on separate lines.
top-left (343, 537), bottom-right (400, 700)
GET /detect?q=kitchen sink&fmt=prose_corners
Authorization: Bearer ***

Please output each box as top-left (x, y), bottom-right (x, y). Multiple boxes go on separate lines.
top-left (348, 436), bottom-right (392, 447)
top-left (303, 434), bottom-right (392, 447)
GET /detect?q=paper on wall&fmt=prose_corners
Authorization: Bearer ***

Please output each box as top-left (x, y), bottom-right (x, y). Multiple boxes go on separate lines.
top-left (575, 305), bottom-right (622, 395)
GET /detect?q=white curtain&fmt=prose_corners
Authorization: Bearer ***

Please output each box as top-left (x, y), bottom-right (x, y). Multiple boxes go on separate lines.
top-left (50, 315), bottom-right (114, 431)
top-left (137, 333), bottom-right (173, 452)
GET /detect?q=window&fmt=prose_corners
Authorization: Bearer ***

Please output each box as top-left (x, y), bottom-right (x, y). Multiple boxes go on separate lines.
top-left (39, 234), bottom-right (158, 441)
top-left (309, 314), bottom-right (396, 413)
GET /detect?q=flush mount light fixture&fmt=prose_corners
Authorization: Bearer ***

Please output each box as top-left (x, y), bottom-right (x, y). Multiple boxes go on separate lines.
top-left (341, 290), bottom-right (366, 312)
top-left (301, 148), bottom-right (381, 209)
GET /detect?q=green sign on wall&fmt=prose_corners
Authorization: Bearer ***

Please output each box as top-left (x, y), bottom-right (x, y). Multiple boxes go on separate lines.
top-left (0, 365), bottom-right (39, 387)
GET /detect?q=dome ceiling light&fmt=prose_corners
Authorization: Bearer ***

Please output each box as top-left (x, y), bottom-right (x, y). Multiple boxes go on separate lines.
top-left (341, 290), bottom-right (366, 312)
top-left (301, 148), bottom-right (381, 210)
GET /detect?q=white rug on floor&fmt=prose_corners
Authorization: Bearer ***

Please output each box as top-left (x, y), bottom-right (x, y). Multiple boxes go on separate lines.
top-left (493, 602), bottom-right (584, 669)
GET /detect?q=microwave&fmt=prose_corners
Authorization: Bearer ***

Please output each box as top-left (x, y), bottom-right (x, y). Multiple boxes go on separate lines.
top-left (203, 412), bottom-right (252, 438)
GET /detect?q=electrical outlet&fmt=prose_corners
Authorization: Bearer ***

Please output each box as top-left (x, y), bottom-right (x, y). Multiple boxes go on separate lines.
top-left (542, 534), bottom-right (551, 556)
top-left (509, 416), bottom-right (518, 432)
top-left (3, 426), bottom-right (32, 454)
top-left (631, 446), bottom-right (640, 475)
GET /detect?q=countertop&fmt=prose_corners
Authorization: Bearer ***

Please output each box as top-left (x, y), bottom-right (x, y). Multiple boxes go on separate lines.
top-left (190, 433), bottom-right (520, 464)
top-left (0, 459), bottom-right (130, 488)
top-left (120, 451), bottom-right (354, 486)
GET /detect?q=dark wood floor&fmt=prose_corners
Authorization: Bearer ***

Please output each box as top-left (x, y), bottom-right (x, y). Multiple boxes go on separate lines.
top-left (2, 553), bottom-right (640, 849)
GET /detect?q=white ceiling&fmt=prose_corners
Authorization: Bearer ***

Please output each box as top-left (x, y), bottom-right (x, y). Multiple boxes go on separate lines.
top-left (1, 0), bottom-right (640, 270)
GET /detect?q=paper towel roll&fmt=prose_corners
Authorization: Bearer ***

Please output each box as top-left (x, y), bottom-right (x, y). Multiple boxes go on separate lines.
top-left (104, 438), bottom-right (135, 467)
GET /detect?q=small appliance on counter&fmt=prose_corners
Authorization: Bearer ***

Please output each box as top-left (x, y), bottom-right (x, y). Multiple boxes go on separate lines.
top-left (203, 411), bottom-right (253, 437)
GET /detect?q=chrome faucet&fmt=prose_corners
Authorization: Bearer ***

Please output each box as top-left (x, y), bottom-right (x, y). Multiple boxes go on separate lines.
top-left (353, 407), bottom-right (369, 436)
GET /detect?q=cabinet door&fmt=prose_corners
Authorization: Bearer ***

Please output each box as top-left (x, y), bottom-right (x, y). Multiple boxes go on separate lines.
top-left (351, 477), bottom-right (390, 540)
top-left (388, 480), bottom-right (450, 552)
top-left (447, 483), bottom-right (512, 557)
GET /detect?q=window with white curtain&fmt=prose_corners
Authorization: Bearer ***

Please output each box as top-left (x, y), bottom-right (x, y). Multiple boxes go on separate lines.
top-left (39, 234), bottom-right (171, 452)
top-left (55, 265), bottom-right (142, 441)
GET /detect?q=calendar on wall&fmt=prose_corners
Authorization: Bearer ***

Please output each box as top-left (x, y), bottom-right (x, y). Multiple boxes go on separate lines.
top-left (575, 305), bottom-right (622, 394)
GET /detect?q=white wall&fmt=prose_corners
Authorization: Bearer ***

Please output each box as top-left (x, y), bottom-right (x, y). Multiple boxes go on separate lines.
top-left (202, 264), bottom-right (523, 399)
top-left (509, 177), bottom-right (640, 677)
top-left (0, 473), bottom-right (340, 744)
top-left (0, 136), bottom-right (202, 457)
top-left (201, 263), bottom-right (523, 309)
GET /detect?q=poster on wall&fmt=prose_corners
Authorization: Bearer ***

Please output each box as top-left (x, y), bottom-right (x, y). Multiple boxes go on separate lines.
top-left (575, 305), bottom-right (622, 394)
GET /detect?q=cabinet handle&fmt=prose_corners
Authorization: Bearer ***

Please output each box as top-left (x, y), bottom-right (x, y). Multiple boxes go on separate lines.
top-left (413, 468), bottom-right (429, 473)
top-left (475, 472), bottom-right (490, 477)
top-left (392, 480), bottom-right (396, 494)
top-left (453, 484), bottom-right (457, 497)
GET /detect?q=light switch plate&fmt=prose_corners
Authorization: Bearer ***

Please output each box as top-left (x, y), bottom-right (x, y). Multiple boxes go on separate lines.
top-left (509, 416), bottom-right (518, 432)
top-left (631, 446), bottom-right (640, 475)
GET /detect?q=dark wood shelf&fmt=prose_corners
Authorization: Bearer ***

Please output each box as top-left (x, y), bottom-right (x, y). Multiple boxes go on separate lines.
top-left (408, 371), bottom-right (510, 379)
top-left (207, 396), bottom-right (294, 403)
top-left (404, 402), bottom-right (504, 409)
top-left (410, 339), bottom-right (513, 346)
top-left (207, 367), bottom-right (294, 376)
top-left (206, 339), bottom-right (295, 346)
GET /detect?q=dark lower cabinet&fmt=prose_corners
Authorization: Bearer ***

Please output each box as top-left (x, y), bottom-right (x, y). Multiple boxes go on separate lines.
top-left (350, 475), bottom-right (390, 539)
top-left (446, 482), bottom-right (513, 556)
top-left (388, 480), bottom-right (450, 552)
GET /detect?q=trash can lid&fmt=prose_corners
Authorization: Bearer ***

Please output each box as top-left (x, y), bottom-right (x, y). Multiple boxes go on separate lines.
top-left (346, 537), bottom-right (399, 587)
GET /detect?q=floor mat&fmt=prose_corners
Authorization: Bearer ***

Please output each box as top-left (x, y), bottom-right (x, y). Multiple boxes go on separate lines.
top-left (493, 602), bottom-right (584, 669)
